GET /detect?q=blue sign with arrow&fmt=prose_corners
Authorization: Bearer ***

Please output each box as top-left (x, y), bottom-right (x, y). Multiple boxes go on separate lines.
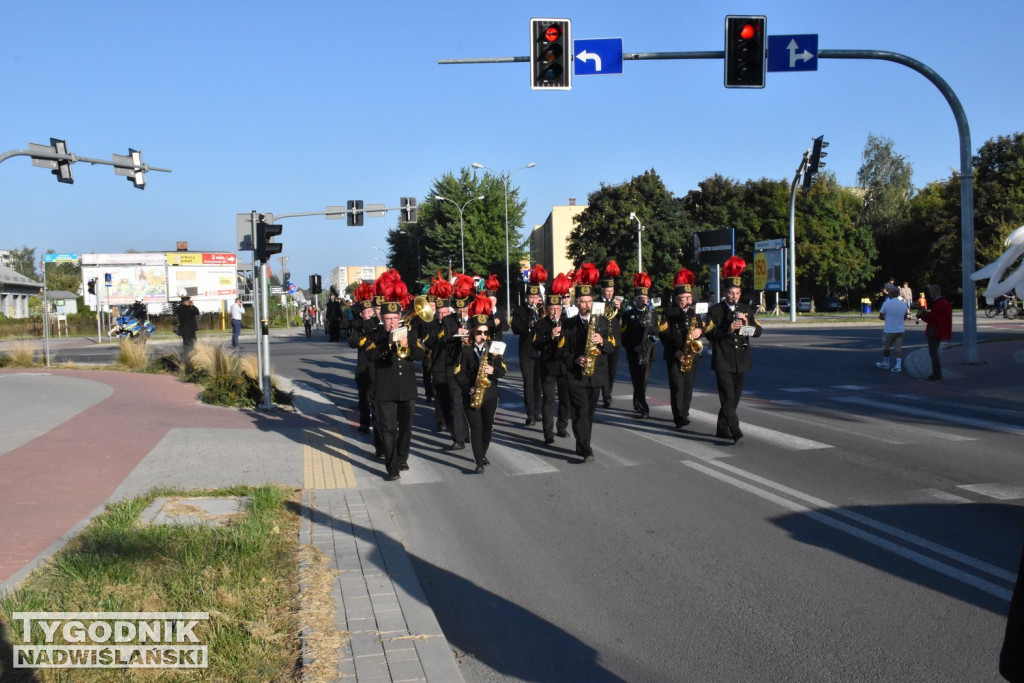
top-left (573, 38), bottom-right (623, 76)
top-left (767, 34), bottom-right (818, 72)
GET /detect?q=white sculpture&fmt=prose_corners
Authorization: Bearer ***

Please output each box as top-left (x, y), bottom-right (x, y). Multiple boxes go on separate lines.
top-left (971, 225), bottom-right (1024, 303)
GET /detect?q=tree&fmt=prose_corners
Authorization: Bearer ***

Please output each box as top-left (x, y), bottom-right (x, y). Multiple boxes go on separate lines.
top-left (42, 250), bottom-right (83, 294)
top-left (856, 133), bottom-right (914, 280)
top-left (972, 132), bottom-right (1024, 265)
top-left (386, 167), bottom-right (528, 304)
top-left (569, 169), bottom-right (688, 298)
top-left (9, 246), bottom-right (39, 280)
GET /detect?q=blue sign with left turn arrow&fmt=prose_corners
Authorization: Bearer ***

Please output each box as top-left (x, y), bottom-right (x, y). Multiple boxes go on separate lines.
top-left (574, 38), bottom-right (623, 76)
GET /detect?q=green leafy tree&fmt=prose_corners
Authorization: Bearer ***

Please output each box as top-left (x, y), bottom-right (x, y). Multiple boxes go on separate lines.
top-left (856, 133), bottom-right (915, 281)
top-left (569, 169), bottom-right (688, 298)
top-left (387, 167), bottom-right (527, 302)
top-left (904, 177), bottom-right (963, 298)
top-left (973, 132), bottom-right (1024, 265)
top-left (9, 245), bottom-right (39, 280)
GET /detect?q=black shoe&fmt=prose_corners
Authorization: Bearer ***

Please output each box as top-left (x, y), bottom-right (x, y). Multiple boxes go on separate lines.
top-left (544, 435), bottom-right (555, 445)
top-left (475, 465), bottom-right (485, 473)
top-left (533, 414), bottom-right (543, 422)
top-left (481, 458), bottom-right (490, 466)
top-left (733, 435), bottom-right (744, 445)
top-left (435, 423), bottom-right (448, 433)
top-left (602, 400), bottom-right (611, 408)
top-left (556, 430), bottom-right (569, 438)
top-left (376, 452), bottom-right (386, 460)
top-left (400, 464), bottom-right (410, 471)
top-left (388, 473), bottom-right (401, 481)
top-left (716, 431), bottom-right (731, 439)
top-left (583, 455), bottom-right (595, 463)
top-left (447, 442), bottom-right (466, 451)
top-left (358, 425), bottom-right (370, 434)
top-left (525, 418), bottom-right (536, 426)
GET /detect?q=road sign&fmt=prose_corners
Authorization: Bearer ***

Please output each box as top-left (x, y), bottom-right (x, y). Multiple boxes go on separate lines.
top-left (43, 253), bottom-right (79, 263)
top-left (573, 38), bottom-right (623, 76)
top-left (767, 34), bottom-right (818, 72)
top-left (288, 283), bottom-right (297, 294)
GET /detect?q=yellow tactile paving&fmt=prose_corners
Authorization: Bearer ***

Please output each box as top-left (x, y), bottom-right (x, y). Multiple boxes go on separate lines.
top-left (303, 429), bottom-right (357, 489)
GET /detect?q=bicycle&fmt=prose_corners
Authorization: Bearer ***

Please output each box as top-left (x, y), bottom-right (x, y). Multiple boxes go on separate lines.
top-left (985, 297), bottom-right (1019, 319)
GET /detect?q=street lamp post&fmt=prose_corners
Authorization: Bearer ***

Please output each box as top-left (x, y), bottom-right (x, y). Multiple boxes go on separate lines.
top-left (629, 212), bottom-right (645, 273)
top-left (471, 162), bottom-right (535, 318)
top-left (435, 194), bottom-right (485, 273)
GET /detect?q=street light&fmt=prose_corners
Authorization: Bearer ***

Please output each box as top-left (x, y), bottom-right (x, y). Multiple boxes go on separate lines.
top-left (629, 212), bottom-right (645, 273)
top-left (471, 161), bottom-right (535, 317)
top-left (435, 194), bottom-right (485, 273)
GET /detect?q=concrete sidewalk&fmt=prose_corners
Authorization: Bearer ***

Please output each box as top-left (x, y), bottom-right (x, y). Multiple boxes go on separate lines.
top-left (0, 369), bottom-right (463, 683)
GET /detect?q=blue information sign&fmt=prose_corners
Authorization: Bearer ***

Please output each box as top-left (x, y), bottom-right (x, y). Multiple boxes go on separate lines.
top-left (573, 38), bottom-right (623, 76)
top-left (767, 34), bottom-right (818, 72)
top-left (43, 253), bottom-right (79, 263)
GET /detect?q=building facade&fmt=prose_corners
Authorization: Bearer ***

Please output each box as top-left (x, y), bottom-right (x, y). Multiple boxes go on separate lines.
top-left (529, 200), bottom-right (587, 279)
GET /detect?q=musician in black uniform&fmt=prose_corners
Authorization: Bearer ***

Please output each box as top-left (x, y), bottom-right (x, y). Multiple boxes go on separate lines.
top-left (560, 264), bottom-right (615, 463)
top-left (424, 280), bottom-right (454, 434)
top-left (534, 274), bottom-right (572, 445)
top-left (597, 260), bottom-right (622, 408)
top-left (658, 268), bottom-right (705, 429)
top-left (704, 256), bottom-right (762, 445)
top-left (412, 293), bottom-right (436, 403)
top-left (442, 275), bottom-right (476, 450)
top-left (349, 284), bottom-right (378, 437)
top-left (365, 287), bottom-right (425, 480)
top-left (620, 272), bottom-right (657, 418)
top-left (511, 265), bottom-right (547, 425)
top-left (484, 275), bottom-right (510, 342)
top-left (455, 295), bottom-right (508, 473)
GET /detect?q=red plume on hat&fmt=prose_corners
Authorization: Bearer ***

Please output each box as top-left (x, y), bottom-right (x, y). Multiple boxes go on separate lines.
top-left (603, 260), bottom-right (620, 278)
top-left (452, 273), bottom-right (476, 301)
top-left (355, 283), bottom-right (375, 302)
top-left (529, 264), bottom-right (548, 285)
top-left (484, 274), bottom-right (501, 293)
top-left (633, 272), bottom-right (652, 290)
top-left (433, 271), bottom-right (452, 300)
top-left (550, 273), bottom-right (572, 296)
top-left (578, 263), bottom-right (600, 286)
top-left (392, 279), bottom-right (411, 308)
top-left (374, 269), bottom-right (397, 298)
top-left (674, 268), bottom-right (695, 287)
top-left (723, 256), bottom-right (746, 280)
top-left (468, 293), bottom-right (493, 318)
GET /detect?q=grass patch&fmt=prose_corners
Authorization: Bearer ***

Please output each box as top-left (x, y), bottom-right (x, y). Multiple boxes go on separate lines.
top-left (0, 341), bottom-right (38, 368)
top-left (0, 485), bottom-right (306, 682)
top-left (115, 338), bottom-right (150, 370)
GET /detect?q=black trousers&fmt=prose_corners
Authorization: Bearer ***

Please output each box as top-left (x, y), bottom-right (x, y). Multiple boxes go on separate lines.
top-left (446, 375), bottom-right (469, 444)
top-left (375, 399), bottom-right (414, 476)
top-left (519, 350), bottom-right (543, 419)
top-left (422, 364), bottom-right (434, 401)
top-left (625, 349), bottom-right (652, 412)
top-left (355, 371), bottom-right (372, 430)
top-left (431, 371), bottom-right (451, 431)
top-left (541, 373), bottom-right (570, 439)
top-left (667, 360), bottom-right (699, 425)
top-left (567, 381), bottom-right (601, 459)
top-left (464, 393), bottom-right (498, 465)
top-left (601, 346), bottom-right (620, 403)
top-left (928, 335), bottom-right (943, 378)
top-left (714, 369), bottom-right (746, 439)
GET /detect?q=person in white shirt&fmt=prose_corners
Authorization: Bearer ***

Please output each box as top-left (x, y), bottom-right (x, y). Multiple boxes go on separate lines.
top-left (229, 297), bottom-right (245, 348)
top-left (876, 286), bottom-right (909, 372)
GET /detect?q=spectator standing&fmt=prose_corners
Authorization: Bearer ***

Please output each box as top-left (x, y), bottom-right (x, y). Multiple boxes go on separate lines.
top-left (176, 296), bottom-right (200, 354)
top-left (918, 284), bottom-right (953, 381)
top-left (229, 297), bottom-right (244, 348)
top-left (876, 286), bottom-right (909, 372)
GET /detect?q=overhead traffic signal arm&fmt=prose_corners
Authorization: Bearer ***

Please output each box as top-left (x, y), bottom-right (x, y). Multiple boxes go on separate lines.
top-left (530, 18), bottom-right (571, 90)
top-left (724, 15), bottom-right (766, 88)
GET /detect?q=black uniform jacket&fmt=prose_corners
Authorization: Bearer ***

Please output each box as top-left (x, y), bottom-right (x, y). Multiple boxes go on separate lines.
top-left (533, 314), bottom-right (568, 377)
top-left (364, 325), bottom-right (425, 401)
top-left (511, 304), bottom-right (542, 357)
top-left (704, 301), bottom-right (762, 374)
top-left (658, 305), bottom-right (705, 362)
top-left (620, 304), bottom-right (657, 359)
top-left (453, 343), bottom-right (508, 393)
top-left (559, 313), bottom-right (615, 385)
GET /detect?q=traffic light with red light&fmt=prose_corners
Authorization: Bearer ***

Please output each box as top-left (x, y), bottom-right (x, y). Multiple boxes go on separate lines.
top-left (530, 18), bottom-right (571, 90)
top-left (724, 15), bottom-right (766, 88)
top-left (256, 215), bottom-right (283, 263)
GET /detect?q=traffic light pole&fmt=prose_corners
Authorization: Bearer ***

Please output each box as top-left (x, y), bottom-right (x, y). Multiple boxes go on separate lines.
top-left (249, 212), bottom-right (265, 407)
top-left (788, 150), bottom-right (811, 323)
top-left (440, 45), bottom-right (979, 363)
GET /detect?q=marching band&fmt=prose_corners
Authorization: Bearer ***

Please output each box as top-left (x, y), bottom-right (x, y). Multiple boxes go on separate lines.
top-left (347, 256), bottom-right (760, 479)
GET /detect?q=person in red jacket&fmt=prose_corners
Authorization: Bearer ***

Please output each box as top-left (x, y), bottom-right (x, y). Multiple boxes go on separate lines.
top-left (917, 284), bottom-right (953, 381)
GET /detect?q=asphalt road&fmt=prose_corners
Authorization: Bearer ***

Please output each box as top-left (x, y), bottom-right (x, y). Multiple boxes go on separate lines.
top-left (39, 319), bottom-right (1024, 681)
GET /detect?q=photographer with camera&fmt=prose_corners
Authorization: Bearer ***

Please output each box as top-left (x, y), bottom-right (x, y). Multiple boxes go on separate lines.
top-left (917, 284), bottom-right (952, 381)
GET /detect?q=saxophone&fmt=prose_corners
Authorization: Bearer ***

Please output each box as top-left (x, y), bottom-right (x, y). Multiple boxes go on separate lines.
top-left (679, 309), bottom-right (702, 373)
top-left (582, 315), bottom-right (600, 377)
top-left (469, 344), bottom-right (492, 410)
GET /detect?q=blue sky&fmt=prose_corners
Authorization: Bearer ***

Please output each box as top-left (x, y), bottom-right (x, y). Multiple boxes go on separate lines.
top-left (1, 1), bottom-right (1018, 286)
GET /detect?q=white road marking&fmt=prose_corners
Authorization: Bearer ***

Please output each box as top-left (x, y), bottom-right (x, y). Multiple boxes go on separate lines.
top-left (957, 483), bottom-right (1024, 501)
top-left (683, 460), bottom-right (1014, 600)
top-left (831, 396), bottom-right (986, 439)
top-left (678, 407), bottom-right (833, 451)
top-left (493, 446), bottom-right (560, 476)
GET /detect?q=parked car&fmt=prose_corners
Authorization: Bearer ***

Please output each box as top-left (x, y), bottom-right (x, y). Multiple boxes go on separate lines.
top-left (797, 297), bottom-right (813, 313)
top-left (778, 298), bottom-right (790, 312)
top-left (823, 296), bottom-right (843, 312)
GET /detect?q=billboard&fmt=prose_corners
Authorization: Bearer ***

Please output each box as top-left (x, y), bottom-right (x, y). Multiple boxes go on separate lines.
top-left (82, 252), bottom-right (237, 308)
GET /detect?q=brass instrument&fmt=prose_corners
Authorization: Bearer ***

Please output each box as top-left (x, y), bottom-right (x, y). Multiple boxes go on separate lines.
top-left (582, 314), bottom-right (601, 377)
top-left (679, 309), bottom-right (701, 373)
top-left (604, 298), bottom-right (619, 320)
top-left (395, 296), bottom-right (434, 359)
top-left (469, 343), bottom-right (492, 410)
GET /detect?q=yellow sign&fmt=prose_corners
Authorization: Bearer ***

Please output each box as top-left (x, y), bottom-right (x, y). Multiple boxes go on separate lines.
top-left (166, 253), bottom-right (203, 265)
top-left (753, 252), bottom-right (768, 290)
